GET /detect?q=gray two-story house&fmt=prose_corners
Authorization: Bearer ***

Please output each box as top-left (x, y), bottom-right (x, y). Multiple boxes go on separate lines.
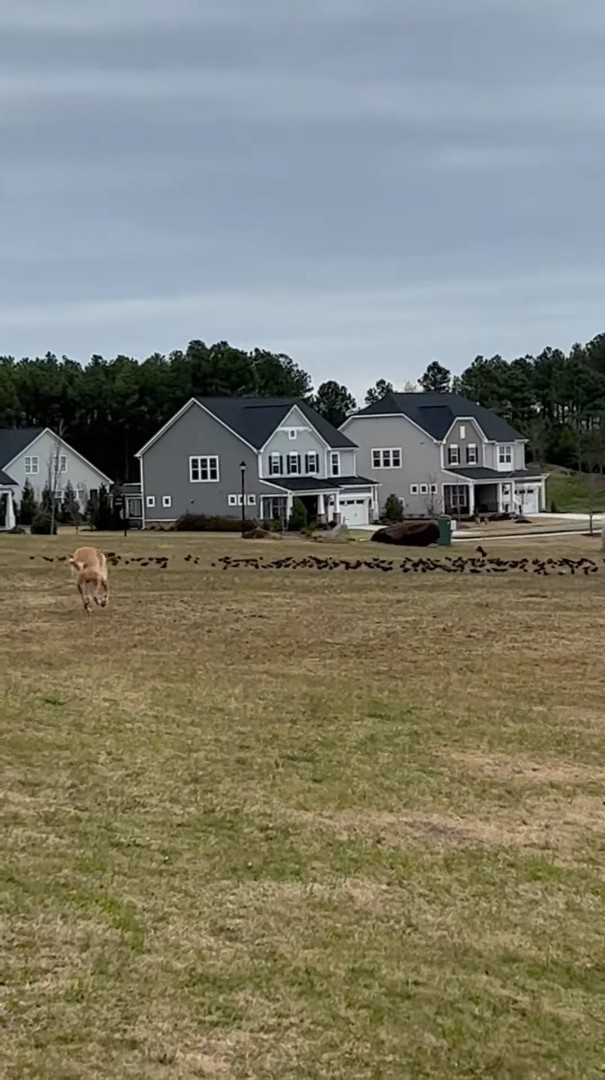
top-left (0, 426), bottom-right (112, 530)
top-left (131, 397), bottom-right (379, 527)
top-left (340, 392), bottom-right (547, 517)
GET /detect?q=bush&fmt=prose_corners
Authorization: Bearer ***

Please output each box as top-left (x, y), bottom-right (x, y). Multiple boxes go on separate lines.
top-left (384, 493), bottom-right (404, 523)
top-left (30, 511), bottom-right (57, 535)
top-left (19, 480), bottom-right (38, 525)
top-left (174, 513), bottom-right (257, 532)
top-left (550, 498), bottom-right (558, 513)
top-left (287, 497), bottom-right (308, 532)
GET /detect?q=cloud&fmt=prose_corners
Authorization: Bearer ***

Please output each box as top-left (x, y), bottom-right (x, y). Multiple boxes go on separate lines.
top-left (0, 0), bottom-right (603, 392)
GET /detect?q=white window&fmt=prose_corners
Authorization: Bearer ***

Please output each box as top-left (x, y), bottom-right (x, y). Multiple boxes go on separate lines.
top-left (146, 495), bottom-right (156, 508)
top-left (330, 452), bottom-right (340, 477)
top-left (24, 456), bottom-right (39, 475)
top-left (459, 425), bottom-right (466, 440)
top-left (498, 445), bottom-right (512, 468)
top-left (269, 453), bottom-right (282, 476)
top-left (371, 448), bottom-right (402, 469)
top-left (410, 484), bottom-right (419, 495)
top-left (430, 484), bottom-right (438, 494)
top-left (189, 455), bottom-right (219, 482)
top-left (247, 494), bottom-right (257, 506)
top-left (288, 429), bottom-right (297, 440)
top-left (466, 444), bottom-right (478, 465)
top-left (227, 494), bottom-right (237, 507)
top-left (162, 495), bottom-right (172, 508)
top-left (287, 452), bottom-right (300, 475)
top-left (447, 445), bottom-right (460, 466)
top-left (305, 452), bottom-right (319, 474)
top-left (420, 484), bottom-right (429, 495)
top-left (52, 454), bottom-right (68, 473)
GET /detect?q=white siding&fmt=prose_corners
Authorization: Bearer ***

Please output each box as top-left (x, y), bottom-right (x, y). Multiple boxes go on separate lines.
top-left (5, 431), bottom-right (110, 503)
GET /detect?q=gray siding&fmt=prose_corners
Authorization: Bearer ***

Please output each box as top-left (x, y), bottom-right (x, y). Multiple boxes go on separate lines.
top-left (342, 414), bottom-right (452, 515)
top-left (6, 431), bottom-right (109, 505)
top-left (484, 440), bottom-right (526, 471)
top-left (140, 401), bottom-right (282, 521)
top-left (261, 405), bottom-right (357, 479)
top-left (443, 418), bottom-right (485, 468)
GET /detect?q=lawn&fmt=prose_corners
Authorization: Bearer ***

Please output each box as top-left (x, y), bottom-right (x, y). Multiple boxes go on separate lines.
top-left (545, 464), bottom-right (605, 514)
top-left (1, 530), bottom-right (605, 1079)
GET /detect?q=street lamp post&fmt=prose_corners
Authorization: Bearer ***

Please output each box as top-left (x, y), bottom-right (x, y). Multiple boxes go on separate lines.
top-left (240, 461), bottom-right (247, 537)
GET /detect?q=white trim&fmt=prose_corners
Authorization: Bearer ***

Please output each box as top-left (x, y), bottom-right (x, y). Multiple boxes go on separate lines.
top-left (446, 444), bottom-right (460, 467)
top-left (136, 398), bottom-right (257, 457)
top-left (189, 455), bottom-right (220, 483)
top-left (466, 443), bottom-right (478, 466)
top-left (3, 427), bottom-right (112, 485)
top-left (258, 404), bottom-right (332, 453)
top-left (162, 495), bottom-right (172, 508)
top-left (146, 494), bottom-right (156, 508)
top-left (24, 454), bottom-right (40, 475)
top-left (140, 456), bottom-right (146, 529)
top-left (441, 415), bottom-right (487, 444)
top-left (410, 484), bottom-right (419, 495)
top-left (371, 447), bottom-right (402, 469)
top-left (330, 451), bottom-right (341, 477)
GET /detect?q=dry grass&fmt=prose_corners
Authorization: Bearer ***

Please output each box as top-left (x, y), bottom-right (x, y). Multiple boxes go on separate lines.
top-left (1, 529), bottom-right (605, 1079)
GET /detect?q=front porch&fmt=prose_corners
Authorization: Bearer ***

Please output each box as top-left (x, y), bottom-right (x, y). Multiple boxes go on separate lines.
top-left (261, 476), bottom-right (380, 528)
top-left (0, 485), bottom-right (17, 531)
top-left (443, 472), bottom-right (547, 518)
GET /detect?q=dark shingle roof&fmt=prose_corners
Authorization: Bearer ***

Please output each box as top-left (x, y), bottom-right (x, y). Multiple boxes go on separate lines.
top-left (270, 474), bottom-right (376, 492)
top-left (445, 466), bottom-right (546, 481)
top-left (197, 398), bottom-right (356, 449)
top-left (0, 427), bottom-right (45, 468)
top-left (0, 468), bottom-right (17, 485)
top-left (353, 392), bottom-right (524, 442)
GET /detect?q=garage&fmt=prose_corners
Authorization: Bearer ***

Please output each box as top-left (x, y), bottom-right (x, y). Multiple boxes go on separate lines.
top-left (516, 485), bottom-right (540, 515)
top-left (339, 497), bottom-right (369, 527)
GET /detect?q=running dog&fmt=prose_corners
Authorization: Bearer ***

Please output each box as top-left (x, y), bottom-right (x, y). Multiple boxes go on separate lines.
top-left (69, 546), bottom-right (109, 613)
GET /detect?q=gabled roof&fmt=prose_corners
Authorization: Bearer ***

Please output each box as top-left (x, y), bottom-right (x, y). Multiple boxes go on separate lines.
top-left (138, 397), bottom-right (357, 456)
top-left (0, 427), bottom-right (45, 467)
top-left (197, 397), bottom-right (356, 449)
top-left (350, 392), bottom-right (524, 442)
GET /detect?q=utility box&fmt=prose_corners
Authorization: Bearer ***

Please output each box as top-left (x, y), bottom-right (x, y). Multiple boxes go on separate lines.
top-left (437, 515), bottom-right (452, 546)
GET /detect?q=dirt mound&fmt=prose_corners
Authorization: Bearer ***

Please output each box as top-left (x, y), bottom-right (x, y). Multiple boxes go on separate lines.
top-left (371, 520), bottom-right (440, 546)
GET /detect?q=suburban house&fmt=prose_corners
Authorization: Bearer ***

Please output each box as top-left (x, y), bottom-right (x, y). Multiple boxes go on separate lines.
top-left (340, 392), bottom-right (547, 517)
top-left (0, 427), bottom-right (112, 531)
top-left (128, 397), bottom-right (380, 528)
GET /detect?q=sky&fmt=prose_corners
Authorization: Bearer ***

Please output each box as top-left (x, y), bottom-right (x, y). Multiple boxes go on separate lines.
top-left (0, 0), bottom-right (604, 401)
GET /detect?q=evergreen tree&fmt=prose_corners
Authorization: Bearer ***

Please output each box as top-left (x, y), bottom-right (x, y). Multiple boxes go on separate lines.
top-left (19, 479), bottom-right (37, 525)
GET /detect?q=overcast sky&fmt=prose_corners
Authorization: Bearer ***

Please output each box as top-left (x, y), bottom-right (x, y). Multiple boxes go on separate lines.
top-left (0, 0), bottom-right (603, 399)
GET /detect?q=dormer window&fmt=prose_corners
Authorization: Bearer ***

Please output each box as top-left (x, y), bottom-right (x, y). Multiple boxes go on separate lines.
top-left (498, 445), bottom-right (512, 468)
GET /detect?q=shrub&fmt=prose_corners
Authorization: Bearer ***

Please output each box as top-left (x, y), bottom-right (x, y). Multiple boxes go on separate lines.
top-left (19, 480), bottom-right (38, 525)
top-left (174, 513), bottom-right (256, 532)
top-left (550, 498), bottom-right (558, 513)
top-left (30, 511), bottom-right (57, 535)
top-left (384, 493), bottom-right (404, 523)
top-left (287, 497), bottom-right (308, 532)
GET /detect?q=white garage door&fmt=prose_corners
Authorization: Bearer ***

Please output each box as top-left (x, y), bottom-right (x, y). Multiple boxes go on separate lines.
top-left (517, 485), bottom-right (539, 515)
top-left (340, 497), bottom-right (369, 527)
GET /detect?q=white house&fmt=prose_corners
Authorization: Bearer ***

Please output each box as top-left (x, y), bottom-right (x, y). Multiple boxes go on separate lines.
top-left (0, 427), bottom-right (112, 530)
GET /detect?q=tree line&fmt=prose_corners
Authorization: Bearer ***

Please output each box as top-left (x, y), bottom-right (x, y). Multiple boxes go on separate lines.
top-left (2, 332), bottom-right (605, 481)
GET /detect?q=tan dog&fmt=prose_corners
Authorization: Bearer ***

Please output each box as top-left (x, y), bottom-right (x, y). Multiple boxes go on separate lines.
top-left (69, 546), bottom-right (109, 613)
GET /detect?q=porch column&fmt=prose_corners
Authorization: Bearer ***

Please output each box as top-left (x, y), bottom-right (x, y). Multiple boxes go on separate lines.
top-left (468, 484), bottom-right (475, 518)
top-left (332, 489), bottom-right (340, 524)
top-left (285, 493), bottom-right (293, 520)
top-left (5, 490), bottom-right (15, 530)
top-left (317, 492), bottom-right (326, 521)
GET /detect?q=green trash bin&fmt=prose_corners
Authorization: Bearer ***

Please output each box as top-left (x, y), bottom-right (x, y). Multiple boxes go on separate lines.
top-left (437, 514), bottom-right (452, 546)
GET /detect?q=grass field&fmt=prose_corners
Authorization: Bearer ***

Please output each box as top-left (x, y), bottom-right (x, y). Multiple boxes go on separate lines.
top-left (2, 530), bottom-right (605, 1079)
top-left (545, 464), bottom-right (605, 513)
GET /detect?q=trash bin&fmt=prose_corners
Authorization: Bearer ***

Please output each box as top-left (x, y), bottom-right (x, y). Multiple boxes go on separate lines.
top-left (437, 514), bottom-right (452, 546)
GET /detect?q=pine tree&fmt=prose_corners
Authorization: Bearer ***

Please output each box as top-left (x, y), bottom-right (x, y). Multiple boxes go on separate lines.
top-left (19, 480), bottom-right (38, 525)
top-left (61, 480), bottom-right (80, 524)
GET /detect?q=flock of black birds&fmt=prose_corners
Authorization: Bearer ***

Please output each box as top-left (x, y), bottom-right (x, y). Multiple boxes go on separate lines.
top-left (31, 549), bottom-right (600, 577)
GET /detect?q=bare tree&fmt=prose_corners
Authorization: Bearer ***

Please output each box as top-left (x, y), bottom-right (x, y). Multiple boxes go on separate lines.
top-left (422, 476), bottom-right (440, 517)
top-left (46, 422), bottom-right (66, 535)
